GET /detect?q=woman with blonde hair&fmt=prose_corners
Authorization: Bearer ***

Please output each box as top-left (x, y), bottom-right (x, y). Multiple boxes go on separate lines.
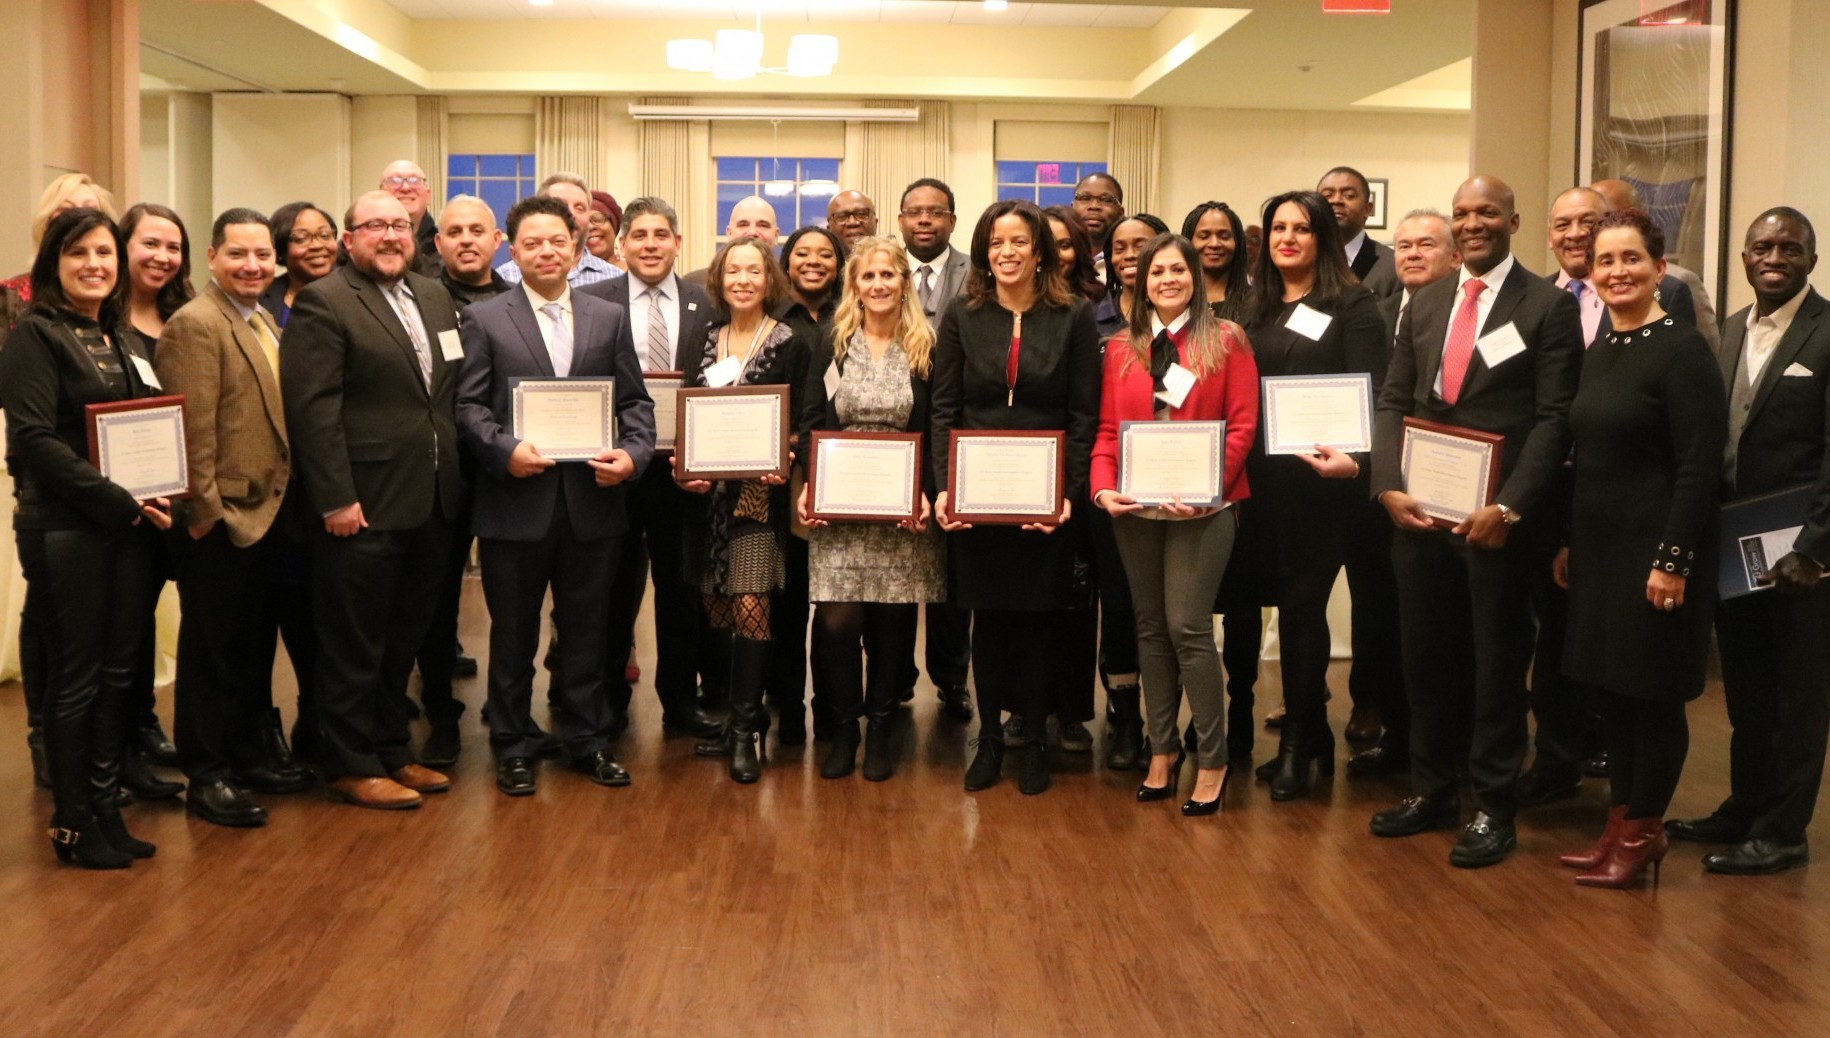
top-left (5, 174), bottom-right (119, 331)
top-left (795, 236), bottom-right (944, 781)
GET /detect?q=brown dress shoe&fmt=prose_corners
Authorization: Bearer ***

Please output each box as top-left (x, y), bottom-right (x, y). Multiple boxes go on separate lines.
top-left (390, 764), bottom-right (451, 793)
top-left (327, 776), bottom-right (422, 810)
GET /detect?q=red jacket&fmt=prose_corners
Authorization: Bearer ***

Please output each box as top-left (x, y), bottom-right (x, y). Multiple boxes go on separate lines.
top-left (1091, 325), bottom-right (1258, 502)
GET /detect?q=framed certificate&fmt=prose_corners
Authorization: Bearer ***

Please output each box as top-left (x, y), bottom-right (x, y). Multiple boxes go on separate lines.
top-left (1719, 484), bottom-right (1813, 599)
top-left (85, 395), bottom-right (190, 500)
top-left (1261, 374), bottom-right (1373, 455)
top-left (947, 430), bottom-right (1064, 525)
top-left (1400, 417), bottom-right (1503, 528)
top-left (511, 377), bottom-right (615, 461)
top-left (675, 384), bottom-right (791, 480)
top-left (807, 431), bottom-right (922, 523)
top-left (644, 372), bottom-right (683, 453)
top-left (1119, 420), bottom-right (1224, 507)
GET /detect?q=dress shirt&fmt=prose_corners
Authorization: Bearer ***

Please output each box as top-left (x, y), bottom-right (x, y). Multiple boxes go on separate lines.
top-left (912, 247), bottom-right (956, 306)
top-left (1433, 253), bottom-right (1518, 399)
top-left (1554, 269), bottom-right (1605, 346)
top-left (629, 273), bottom-right (682, 372)
top-left (524, 281), bottom-right (575, 374)
top-left (1744, 285), bottom-right (1810, 386)
top-left (1344, 231), bottom-right (1368, 268)
top-left (497, 251), bottom-right (624, 288)
top-left (219, 287), bottom-right (282, 391)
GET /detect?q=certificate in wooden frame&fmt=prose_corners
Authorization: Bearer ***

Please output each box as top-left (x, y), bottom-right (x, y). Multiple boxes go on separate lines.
top-left (510, 377), bottom-right (616, 461)
top-left (807, 430), bottom-right (923, 524)
top-left (674, 384), bottom-right (791, 481)
top-left (644, 371), bottom-right (683, 453)
top-left (85, 394), bottom-right (191, 500)
top-left (1400, 417), bottom-right (1504, 529)
top-left (1119, 420), bottom-right (1224, 508)
top-left (946, 429), bottom-right (1065, 526)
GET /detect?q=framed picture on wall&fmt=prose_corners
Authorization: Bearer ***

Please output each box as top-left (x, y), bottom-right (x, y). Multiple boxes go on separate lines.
top-left (1365, 177), bottom-right (1389, 231)
top-left (1577, 0), bottom-right (1736, 306)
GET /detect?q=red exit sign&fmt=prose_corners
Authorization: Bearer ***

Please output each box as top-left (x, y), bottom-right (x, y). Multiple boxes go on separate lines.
top-left (1323, 0), bottom-right (1391, 12)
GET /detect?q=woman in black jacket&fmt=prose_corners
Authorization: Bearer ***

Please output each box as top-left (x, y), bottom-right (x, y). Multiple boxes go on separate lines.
top-left (932, 199), bottom-right (1101, 795)
top-left (1, 209), bottom-right (175, 867)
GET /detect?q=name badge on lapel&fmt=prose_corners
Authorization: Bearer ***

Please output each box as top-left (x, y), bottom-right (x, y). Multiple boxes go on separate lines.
top-left (1476, 321), bottom-right (1527, 369)
top-left (437, 329), bottom-right (463, 362)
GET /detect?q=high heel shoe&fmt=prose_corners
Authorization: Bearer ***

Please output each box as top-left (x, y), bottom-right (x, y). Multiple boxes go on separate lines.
top-left (1182, 766), bottom-right (1233, 816)
top-left (1561, 805), bottom-right (1628, 870)
top-left (1268, 723), bottom-right (1335, 802)
top-left (92, 802), bottom-right (156, 859)
top-left (1136, 751), bottom-right (1185, 802)
top-left (48, 818), bottom-right (132, 870)
top-left (1576, 816), bottom-right (1668, 889)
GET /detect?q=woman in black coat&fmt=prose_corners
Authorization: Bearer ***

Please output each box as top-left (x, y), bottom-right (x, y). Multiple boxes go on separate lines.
top-left (933, 199), bottom-right (1101, 796)
top-left (1, 209), bottom-right (175, 867)
top-left (1240, 190), bottom-right (1389, 801)
top-left (1555, 209), bottom-right (1726, 888)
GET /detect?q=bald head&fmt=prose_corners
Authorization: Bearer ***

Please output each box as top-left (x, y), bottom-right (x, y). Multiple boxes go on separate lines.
top-left (1590, 178), bottom-right (1641, 213)
top-left (1449, 175), bottom-right (1520, 275)
top-left (728, 196), bottom-right (780, 246)
top-left (380, 159), bottom-right (431, 222)
top-left (826, 190), bottom-right (877, 247)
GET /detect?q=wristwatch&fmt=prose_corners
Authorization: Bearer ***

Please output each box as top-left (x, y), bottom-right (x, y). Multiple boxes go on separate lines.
top-left (1496, 504), bottom-right (1523, 526)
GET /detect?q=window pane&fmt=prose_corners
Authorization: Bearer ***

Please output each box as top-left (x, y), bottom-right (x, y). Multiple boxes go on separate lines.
top-left (479, 154), bottom-right (518, 178)
top-left (996, 161), bottom-right (1037, 186)
top-left (717, 156), bottom-right (759, 182)
top-left (447, 155), bottom-right (474, 178)
top-left (996, 184), bottom-right (1033, 203)
top-left (800, 158), bottom-right (839, 182)
top-left (1038, 185), bottom-right (1075, 208)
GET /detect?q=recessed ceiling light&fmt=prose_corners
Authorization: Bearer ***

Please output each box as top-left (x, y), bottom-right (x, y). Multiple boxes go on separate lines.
top-left (984, 1), bottom-right (1009, 11)
top-left (529, 0), bottom-right (553, 7)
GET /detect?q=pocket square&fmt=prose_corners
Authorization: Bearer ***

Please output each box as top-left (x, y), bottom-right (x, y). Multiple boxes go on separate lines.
top-left (1784, 362), bottom-right (1815, 377)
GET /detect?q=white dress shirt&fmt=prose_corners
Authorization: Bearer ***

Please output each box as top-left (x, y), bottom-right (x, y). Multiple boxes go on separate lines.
top-left (912, 247), bottom-right (956, 308)
top-left (629, 273), bottom-right (682, 372)
top-left (524, 281), bottom-right (574, 372)
top-left (1744, 285), bottom-right (1810, 387)
top-left (1344, 230), bottom-right (1368, 268)
top-left (1432, 253), bottom-right (1517, 398)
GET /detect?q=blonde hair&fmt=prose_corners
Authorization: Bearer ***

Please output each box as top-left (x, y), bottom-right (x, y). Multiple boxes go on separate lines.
top-left (33, 173), bottom-right (117, 246)
top-left (829, 236), bottom-right (934, 377)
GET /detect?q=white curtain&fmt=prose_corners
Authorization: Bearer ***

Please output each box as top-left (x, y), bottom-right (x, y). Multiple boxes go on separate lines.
top-left (636, 97), bottom-right (711, 270)
top-left (843, 100), bottom-right (949, 230)
top-left (1108, 105), bottom-right (1161, 218)
top-left (416, 96), bottom-right (448, 203)
top-left (536, 96), bottom-right (606, 188)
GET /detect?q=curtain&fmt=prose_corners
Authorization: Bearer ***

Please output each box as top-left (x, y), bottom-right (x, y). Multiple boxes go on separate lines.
top-left (636, 96), bottom-right (711, 270)
top-left (536, 96), bottom-right (605, 188)
top-left (415, 96), bottom-right (448, 202)
top-left (843, 100), bottom-right (949, 230)
top-left (1107, 105), bottom-right (1161, 218)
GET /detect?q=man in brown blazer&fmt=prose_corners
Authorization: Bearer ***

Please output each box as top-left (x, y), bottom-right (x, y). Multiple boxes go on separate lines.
top-left (156, 208), bottom-right (314, 828)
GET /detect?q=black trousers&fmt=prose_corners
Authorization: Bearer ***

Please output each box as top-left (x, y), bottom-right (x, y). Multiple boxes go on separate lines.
top-left (311, 513), bottom-right (452, 778)
top-left (170, 522), bottom-right (310, 780)
top-left (1392, 528), bottom-right (1536, 820)
top-left (1344, 500), bottom-right (1406, 735)
top-left (971, 608), bottom-right (1095, 734)
top-left (1526, 547), bottom-right (1589, 774)
top-left (1088, 505), bottom-right (1139, 687)
top-left (1269, 550), bottom-right (1344, 737)
top-left (922, 601), bottom-right (972, 689)
top-left (479, 496), bottom-right (620, 761)
top-left (814, 603), bottom-right (919, 723)
top-left (1715, 585), bottom-right (1830, 843)
top-left (414, 521), bottom-right (472, 727)
top-left (768, 533), bottom-right (817, 714)
top-left (266, 508), bottom-right (319, 726)
top-left (603, 462), bottom-right (716, 719)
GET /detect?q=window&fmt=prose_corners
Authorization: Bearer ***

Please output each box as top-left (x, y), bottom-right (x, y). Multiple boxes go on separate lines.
top-left (715, 156), bottom-right (840, 239)
top-left (995, 160), bottom-right (1109, 208)
top-left (446, 153), bottom-right (536, 266)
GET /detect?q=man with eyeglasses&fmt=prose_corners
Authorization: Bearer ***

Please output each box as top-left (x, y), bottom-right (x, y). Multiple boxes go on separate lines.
top-left (496, 173), bottom-right (622, 289)
top-left (1071, 172), bottom-right (1125, 283)
top-left (282, 191), bottom-right (466, 811)
top-left (826, 190), bottom-right (878, 249)
top-left (379, 159), bottom-right (442, 279)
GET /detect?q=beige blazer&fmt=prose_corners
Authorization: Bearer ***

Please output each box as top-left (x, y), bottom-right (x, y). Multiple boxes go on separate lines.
top-left (154, 279), bottom-right (290, 546)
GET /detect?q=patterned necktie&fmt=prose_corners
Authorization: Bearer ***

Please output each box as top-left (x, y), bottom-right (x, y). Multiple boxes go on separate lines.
top-left (918, 265), bottom-right (935, 313)
top-left (1440, 277), bottom-right (1485, 405)
top-left (387, 284), bottom-right (433, 388)
top-left (1567, 278), bottom-right (1585, 303)
top-left (645, 288), bottom-right (671, 372)
top-left (541, 301), bottom-right (573, 377)
top-left (250, 315), bottom-right (282, 403)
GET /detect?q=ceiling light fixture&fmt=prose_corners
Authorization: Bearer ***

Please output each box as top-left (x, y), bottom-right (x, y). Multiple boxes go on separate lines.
top-left (984, 1), bottom-right (1010, 11)
top-left (667, 13), bottom-right (838, 81)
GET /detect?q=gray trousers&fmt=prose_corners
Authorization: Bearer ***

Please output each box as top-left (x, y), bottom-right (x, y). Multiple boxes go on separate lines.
top-left (1110, 509), bottom-right (1237, 769)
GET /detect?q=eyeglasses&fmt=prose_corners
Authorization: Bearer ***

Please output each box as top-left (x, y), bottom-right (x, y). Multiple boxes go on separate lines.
top-left (831, 208), bottom-right (875, 224)
top-left (900, 206), bottom-right (951, 219)
top-left (1074, 192), bottom-right (1120, 207)
top-left (383, 176), bottom-right (427, 189)
top-left (289, 229), bottom-right (338, 245)
top-left (352, 219), bottom-right (414, 236)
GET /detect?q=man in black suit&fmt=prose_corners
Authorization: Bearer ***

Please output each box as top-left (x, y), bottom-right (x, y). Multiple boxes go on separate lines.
top-left (580, 197), bottom-right (726, 740)
top-left (282, 191), bottom-right (466, 810)
top-left (1672, 208), bottom-right (1830, 875)
top-left (1367, 175), bottom-right (1584, 868)
top-left (380, 159), bottom-right (442, 279)
top-left (457, 195), bottom-right (654, 796)
top-left (1321, 166), bottom-right (1400, 304)
top-left (897, 177), bottom-right (973, 722)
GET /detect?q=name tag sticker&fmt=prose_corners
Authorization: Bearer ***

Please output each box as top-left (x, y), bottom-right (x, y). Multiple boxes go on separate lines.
top-left (823, 361), bottom-right (841, 399)
top-left (1285, 303), bottom-right (1333, 341)
top-left (704, 355), bottom-right (741, 388)
top-left (1156, 363), bottom-right (1196, 408)
top-left (1477, 321), bottom-right (1527, 368)
top-left (437, 329), bottom-right (463, 362)
top-left (130, 354), bottom-right (162, 390)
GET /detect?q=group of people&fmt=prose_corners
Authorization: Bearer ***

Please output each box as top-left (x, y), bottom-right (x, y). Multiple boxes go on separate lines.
top-left (3, 158), bottom-right (1825, 891)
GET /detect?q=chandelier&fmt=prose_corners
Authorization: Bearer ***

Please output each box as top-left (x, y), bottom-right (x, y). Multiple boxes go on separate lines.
top-left (666, 13), bottom-right (839, 81)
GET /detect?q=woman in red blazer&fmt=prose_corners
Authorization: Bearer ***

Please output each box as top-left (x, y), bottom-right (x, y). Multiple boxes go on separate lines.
top-left (1091, 233), bottom-right (1258, 815)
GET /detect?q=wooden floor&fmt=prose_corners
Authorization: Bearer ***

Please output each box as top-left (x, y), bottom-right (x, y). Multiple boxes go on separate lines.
top-left (3, 577), bottom-right (1829, 1037)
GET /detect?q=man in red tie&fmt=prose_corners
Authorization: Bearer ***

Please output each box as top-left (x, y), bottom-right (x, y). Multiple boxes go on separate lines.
top-left (1365, 176), bottom-right (1585, 868)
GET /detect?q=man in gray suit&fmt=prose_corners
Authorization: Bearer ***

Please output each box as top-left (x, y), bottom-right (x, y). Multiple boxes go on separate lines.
top-left (1321, 165), bottom-right (1400, 304)
top-left (456, 195), bottom-right (655, 797)
top-left (897, 176), bottom-right (973, 722)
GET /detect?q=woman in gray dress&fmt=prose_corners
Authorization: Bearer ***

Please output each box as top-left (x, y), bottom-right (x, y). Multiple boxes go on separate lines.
top-left (796, 237), bottom-right (945, 782)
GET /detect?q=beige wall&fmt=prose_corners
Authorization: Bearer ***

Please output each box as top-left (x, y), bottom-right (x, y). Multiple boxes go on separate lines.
top-left (211, 94), bottom-right (352, 222)
top-left (350, 95), bottom-right (421, 201)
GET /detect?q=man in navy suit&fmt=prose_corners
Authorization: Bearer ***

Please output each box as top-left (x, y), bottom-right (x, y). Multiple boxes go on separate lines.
top-left (457, 195), bottom-right (655, 797)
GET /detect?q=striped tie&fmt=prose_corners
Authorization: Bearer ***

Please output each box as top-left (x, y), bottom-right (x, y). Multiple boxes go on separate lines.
top-left (541, 302), bottom-right (573, 377)
top-left (646, 288), bottom-right (671, 371)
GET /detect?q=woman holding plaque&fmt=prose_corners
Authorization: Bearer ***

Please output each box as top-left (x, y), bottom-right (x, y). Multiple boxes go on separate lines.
top-left (1240, 190), bottom-right (1388, 802)
top-left (678, 236), bottom-right (808, 783)
top-left (1092, 234), bottom-right (1259, 814)
top-left (932, 199), bottom-right (1101, 796)
top-left (795, 236), bottom-right (944, 781)
top-left (0, 209), bottom-right (175, 867)
top-left (261, 201), bottom-right (339, 328)
top-left (1554, 209), bottom-right (1725, 889)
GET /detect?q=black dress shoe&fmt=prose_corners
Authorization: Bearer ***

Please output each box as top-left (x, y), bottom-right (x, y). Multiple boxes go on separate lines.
top-left (1703, 839), bottom-right (1809, 875)
top-left (233, 762), bottom-right (315, 795)
top-left (662, 708), bottom-right (727, 740)
top-left (137, 722), bottom-right (180, 768)
top-left (1346, 744), bottom-right (1409, 777)
top-left (1017, 740), bottom-right (1050, 796)
top-left (963, 736), bottom-right (1004, 792)
top-left (421, 723), bottom-right (461, 768)
top-left (122, 751), bottom-right (186, 800)
top-left (574, 751), bottom-right (631, 788)
top-left (1668, 813), bottom-right (1750, 844)
top-left (1370, 794), bottom-right (1461, 837)
top-left (1516, 765), bottom-right (1583, 806)
top-left (1449, 812), bottom-right (1517, 868)
top-left (186, 778), bottom-right (268, 827)
top-left (496, 757), bottom-right (536, 796)
top-left (538, 731), bottom-right (563, 758)
top-left (452, 650), bottom-right (479, 678)
top-left (937, 684), bottom-right (973, 723)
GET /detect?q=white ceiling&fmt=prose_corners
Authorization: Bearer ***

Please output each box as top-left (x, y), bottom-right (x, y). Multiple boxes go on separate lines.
top-left (380, 0), bottom-right (1169, 27)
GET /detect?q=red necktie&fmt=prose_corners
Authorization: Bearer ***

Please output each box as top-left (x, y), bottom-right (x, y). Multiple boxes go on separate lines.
top-left (1440, 277), bottom-right (1485, 405)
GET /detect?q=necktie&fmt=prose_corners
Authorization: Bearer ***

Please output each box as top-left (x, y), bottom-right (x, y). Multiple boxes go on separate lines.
top-left (250, 315), bottom-right (282, 403)
top-left (387, 284), bottom-right (433, 388)
top-left (1567, 278), bottom-right (1585, 303)
top-left (541, 301), bottom-right (573, 377)
top-left (645, 288), bottom-right (671, 372)
top-left (1440, 277), bottom-right (1485, 405)
top-left (918, 265), bottom-right (935, 313)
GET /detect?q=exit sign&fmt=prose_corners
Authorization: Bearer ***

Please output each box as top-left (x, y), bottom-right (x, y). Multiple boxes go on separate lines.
top-left (1323, 0), bottom-right (1391, 11)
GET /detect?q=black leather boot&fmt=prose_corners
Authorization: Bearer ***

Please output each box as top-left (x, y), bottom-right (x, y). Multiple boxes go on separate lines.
top-left (726, 636), bottom-right (771, 784)
top-left (1104, 683), bottom-right (1145, 771)
top-left (120, 750), bottom-right (184, 800)
top-left (1268, 719), bottom-right (1336, 802)
top-left (46, 687), bottom-right (130, 869)
top-left (92, 799), bottom-right (156, 859)
top-left (820, 719), bottom-right (860, 779)
top-left (861, 717), bottom-right (894, 782)
top-left (27, 727), bottom-right (50, 789)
